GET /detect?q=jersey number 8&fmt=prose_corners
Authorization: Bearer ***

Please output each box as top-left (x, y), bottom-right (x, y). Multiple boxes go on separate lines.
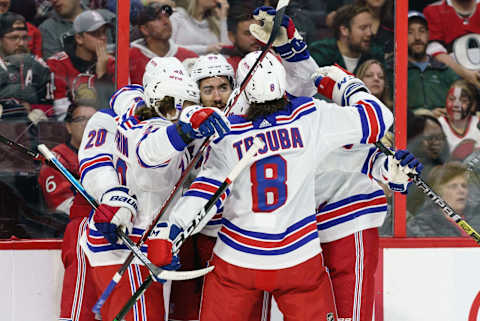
top-left (250, 155), bottom-right (287, 212)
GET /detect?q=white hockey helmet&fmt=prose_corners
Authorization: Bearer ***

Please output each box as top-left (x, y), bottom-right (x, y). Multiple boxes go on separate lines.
top-left (190, 54), bottom-right (235, 86)
top-left (236, 51), bottom-right (286, 104)
top-left (142, 56), bottom-right (187, 89)
top-left (144, 75), bottom-right (200, 120)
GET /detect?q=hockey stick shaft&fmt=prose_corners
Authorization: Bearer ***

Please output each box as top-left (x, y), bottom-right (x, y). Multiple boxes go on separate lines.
top-left (97, 0), bottom-right (291, 313)
top-left (375, 141), bottom-right (480, 244)
top-left (0, 133), bottom-right (44, 161)
top-left (36, 145), bottom-right (169, 271)
top-left (113, 137), bottom-right (264, 321)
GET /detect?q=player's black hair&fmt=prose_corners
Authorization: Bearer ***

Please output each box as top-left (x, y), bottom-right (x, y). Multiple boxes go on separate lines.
top-left (246, 97), bottom-right (288, 121)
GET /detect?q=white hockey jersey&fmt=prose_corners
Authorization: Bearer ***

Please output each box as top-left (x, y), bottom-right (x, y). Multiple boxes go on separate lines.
top-left (78, 108), bottom-right (119, 201)
top-left (82, 91), bottom-right (205, 266)
top-left (169, 94), bottom-right (393, 270)
top-left (283, 56), bottom-right (390, 243)
top-left (77, 108), bottom-right (124, 266)
top-left (438, 115), bottom-right (480, 159)
top-left (315, 145), bottom-right (388, 243)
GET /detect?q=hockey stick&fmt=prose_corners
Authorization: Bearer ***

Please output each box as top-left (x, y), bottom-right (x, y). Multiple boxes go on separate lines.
top-left (36, 144), bottom-right (214, 280)
top-left (375, 141), bottom-right (480, 244)
top-left (0, 132), bottom-right (45, 162)
top-left (94, 0), bottom-right (291, 313)
top-left (113, 137), bottom-right (265, 321)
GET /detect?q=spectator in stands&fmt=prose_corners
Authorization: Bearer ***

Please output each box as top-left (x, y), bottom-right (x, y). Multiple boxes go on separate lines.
top-left (129, 2), bottom-right (197, 85)
top-left (0, 12), bottom-right (52, 122)
top-left (406, 113), bottom-right (450, 215)
top-left (423, 0), bottom-right (480, 88)
top-left (310, 4), bottom-right (384, 74)
top-left (438, 79), bottom-right (480, 161)
top-left (37, 101), bottom-right (98, 321)
top-left (356, 0), bottom-right (394, 57)
top-left (356, 59), bottom-right (393, 110)
top-left (170, 0), bottom-right (232, 55)
top-left (0, 0), bottom-right (43, 57)
top-left (38, 0), bottom-right (115, 59)
top-left (392, 11), bottom-right (458, 115)
top-left (47, 10), bottom-right (115, 119)
top-left (327, 0), bottom-right (394, 57)
top-left (407, 162), bottom-right (480, 236)
top-left (221, 3), bottom-right (260, 72)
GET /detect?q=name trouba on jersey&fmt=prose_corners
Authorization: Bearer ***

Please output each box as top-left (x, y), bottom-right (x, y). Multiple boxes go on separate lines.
top-left (232, 126), bottom-right (304, 160)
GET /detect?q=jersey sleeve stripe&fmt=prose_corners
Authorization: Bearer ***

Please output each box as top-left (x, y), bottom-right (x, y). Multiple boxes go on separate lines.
top-left (79, 154), bottom-right (114, 183)
top-left (357, 100), bottom-right (379, 143)
top-left (360, 146), bottom-right (380, 180)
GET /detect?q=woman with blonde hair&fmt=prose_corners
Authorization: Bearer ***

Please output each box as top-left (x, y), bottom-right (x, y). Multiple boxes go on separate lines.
top-left (170, 0), bottom-right (232, 55)
top-left (407, 161), bottom-right (480, 236)
top-left (356, 59), bottom-right (393, 111)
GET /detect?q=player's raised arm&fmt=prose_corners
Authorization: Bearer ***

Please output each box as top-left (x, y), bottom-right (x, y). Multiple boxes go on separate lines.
top-left (311, 65), bottom-right (394, 149)
top-left (249, 5), bottom-right (319, 97)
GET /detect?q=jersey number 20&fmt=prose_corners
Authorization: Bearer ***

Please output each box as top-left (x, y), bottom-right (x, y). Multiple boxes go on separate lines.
top-left (250, 155), bottom-right (287, 212)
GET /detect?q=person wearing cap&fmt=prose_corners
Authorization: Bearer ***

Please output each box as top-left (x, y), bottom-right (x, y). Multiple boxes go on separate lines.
top-left (129, 2), bottom-right (198, 85)
top-left (309, 4), bottom-right (386, 75)
top-left (47, 9), bottom-right (116, 119)
top-left (0, 0), bottom-right (43, 57)
top-left (37, 100), bottom-right (100, 321)
top-left (385, 11), bottom-right (458, 115)
top-left (0, 12), bottom-right (52, 123)
top-left (423, 0), bottom-right (480, 88)
top-left (38, 0), bottom-right (115, 59)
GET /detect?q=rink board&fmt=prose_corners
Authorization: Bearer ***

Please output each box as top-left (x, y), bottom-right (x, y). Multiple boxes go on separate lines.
top-left (1, 238), bottom-right (479, 321)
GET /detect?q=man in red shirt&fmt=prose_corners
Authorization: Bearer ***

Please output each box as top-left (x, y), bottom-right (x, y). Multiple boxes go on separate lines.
top-left (47, 10), bottom-right (115, 120)
top-left (129, 2), bottom-right (198, 85)
top-left (38, 102), bottom-right (99, 321)
top-left (424, 0), bottom-right (480, 87)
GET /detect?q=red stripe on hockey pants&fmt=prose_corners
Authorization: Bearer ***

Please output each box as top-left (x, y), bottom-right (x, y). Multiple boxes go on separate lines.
top-left (59, 217), bottom-right (99, 321)
top-left (322, 228), bottom-right (379, 321)
top-left (93, 264), bottom-right (166, 321)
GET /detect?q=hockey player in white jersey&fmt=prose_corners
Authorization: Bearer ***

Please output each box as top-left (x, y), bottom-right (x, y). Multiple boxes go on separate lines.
top-left (79, 56), bottom-right (230, 321)
top-left (249, 7), bottom-right (423, 321)
top-left (147, 49), bottom-right (394, 321)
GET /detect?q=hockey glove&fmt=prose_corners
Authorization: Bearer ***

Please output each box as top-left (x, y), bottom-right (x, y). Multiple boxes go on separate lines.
top-left (382, 150), bottom-right (424, 194)
top-left (179, 105), bottom-right (231, 140)
top-left (93, 186), bottom-right (138, 244)
top-left (146, 221), bottom-right (182, 282)
top-left (250, 6), bottom-right (309, 62)
top-left (311, 65), bottom-right (369, 106)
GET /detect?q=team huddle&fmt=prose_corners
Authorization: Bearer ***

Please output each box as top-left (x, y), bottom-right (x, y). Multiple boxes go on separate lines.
top-left (69, 7), bottom-right (422, 321)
